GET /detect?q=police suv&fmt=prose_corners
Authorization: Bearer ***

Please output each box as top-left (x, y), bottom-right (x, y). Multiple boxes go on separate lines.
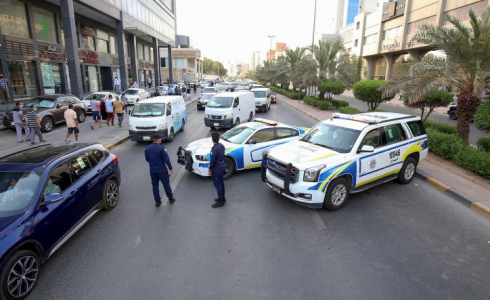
top-left (178, 119), bottom-right (308, 179)
top-left (262, 112), bottom-right (428, 210)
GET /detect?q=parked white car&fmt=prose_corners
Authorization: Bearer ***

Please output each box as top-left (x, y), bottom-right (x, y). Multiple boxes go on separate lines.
top-left (124, 88), bottom-right (150, 105)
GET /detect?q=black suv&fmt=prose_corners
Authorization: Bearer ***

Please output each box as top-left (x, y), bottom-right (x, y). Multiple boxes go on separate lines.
top-left (3, 95), bottom-right (87, 133)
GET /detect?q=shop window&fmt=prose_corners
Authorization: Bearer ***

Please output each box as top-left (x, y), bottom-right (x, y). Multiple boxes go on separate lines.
top-left (109, 36), bottom-right (117, 54)
top-left (0, 0), bottom-right (30, 38)
top-left (137, 43), bottom-right (144, 60)
top-left (40, 62), bottom-right (63, 94)
top-left (81, 35), bottom-right (96, 51)
top-left (96, 30), bottom-right (109, 53)
top-left (33, 7), bottom-right (58, 44)
top-left (85, 65), bottom-right (99, 93)
top-left (7, 60), bottom-right (38, 99)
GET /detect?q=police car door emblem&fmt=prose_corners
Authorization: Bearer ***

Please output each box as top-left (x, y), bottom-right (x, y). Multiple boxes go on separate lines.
top-left (370, 158), bottom-right (376, 170)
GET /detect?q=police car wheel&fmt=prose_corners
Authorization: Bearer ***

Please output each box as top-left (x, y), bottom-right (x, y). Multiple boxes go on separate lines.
top-left (223, 157), bottom-right (235, 180)
top-left (323, 177), bottom-right (349, 211)
top-left (397, 157), bottom-right (417, 184)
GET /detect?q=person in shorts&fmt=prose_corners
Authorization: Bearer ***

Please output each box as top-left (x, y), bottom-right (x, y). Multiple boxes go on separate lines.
top-left (64, 104), bottom-right (79, 143)
top-left (90, 95), bottom-right (102, 130)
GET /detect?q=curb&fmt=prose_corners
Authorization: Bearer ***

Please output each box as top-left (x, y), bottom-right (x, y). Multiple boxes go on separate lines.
top-left (279, 94), bottom-right (490, 221)
top-left (415, 170), bottom-right (490, 220)
top-left (103, 96), bottom-right (200, 151)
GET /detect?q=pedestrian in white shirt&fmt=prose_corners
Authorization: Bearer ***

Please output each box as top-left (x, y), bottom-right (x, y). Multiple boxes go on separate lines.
top-left (114, 77), bottom-right (121, 92)
top-left (12, 102), bottom-right (30, 143)
top-left (64, 104), bottom-right (79, 143)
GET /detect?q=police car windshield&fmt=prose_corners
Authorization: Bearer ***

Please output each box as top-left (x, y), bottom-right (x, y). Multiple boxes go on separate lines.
top-left (301, 123), bottom-right (361, 153)
top-left (207, 97), bottom-right (234, 108)
top-left (132, 103), bottom-right (166, 117)
top-left (222, 126), bottom-right (256, 144)
top-left (0, 172), bottom-right (41, 217)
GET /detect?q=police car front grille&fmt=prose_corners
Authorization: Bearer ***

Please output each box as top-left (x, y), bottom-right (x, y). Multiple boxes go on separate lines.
top-left (267, 158), bottom-right (297, 183)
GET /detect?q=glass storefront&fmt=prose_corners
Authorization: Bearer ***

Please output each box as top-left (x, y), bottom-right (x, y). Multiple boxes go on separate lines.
top-left (7, 60), bottom-right (38, 99)
top-left (40, 62), bottom-right (62, 94)
top-left (86, 65), bottom-right (99, 93)
top-left (32, 6), bottom-right (58, 43)
top-left (0, 0), bottom-right (30, 38)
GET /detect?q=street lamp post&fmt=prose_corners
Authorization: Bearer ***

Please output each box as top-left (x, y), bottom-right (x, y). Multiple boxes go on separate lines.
top-left (267, 35), bottom-right (275, 61)
top-left (312, 0), bottom-right (317, 49)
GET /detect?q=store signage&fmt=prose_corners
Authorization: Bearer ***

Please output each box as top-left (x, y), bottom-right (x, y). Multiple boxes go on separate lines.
top-left (382, 0), bottom-right (406, 22)
top-left (173, 49), bottom-right (198, 58)
top-left (406, 38), bottom-right (418, 48)
top-left (81, 25), bottom-right (95, 37)
top-left (79, 49), bottom-right (99, 64)
top-left (381, 39), bottom-right (401, 51)
top-left (39, 46), bottom-right (63, 59)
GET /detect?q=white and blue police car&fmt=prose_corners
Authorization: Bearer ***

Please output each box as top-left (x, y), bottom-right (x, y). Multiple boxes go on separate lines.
top-left (178, 119), bottom-right (308, 179)
top-left (262, 112), bottom-right (428, 210)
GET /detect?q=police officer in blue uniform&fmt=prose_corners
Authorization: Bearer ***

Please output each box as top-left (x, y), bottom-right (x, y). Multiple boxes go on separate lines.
top-left (145, 133), bottom-right (175, 207)
top-left (209, 133), bottom-right (226, 208)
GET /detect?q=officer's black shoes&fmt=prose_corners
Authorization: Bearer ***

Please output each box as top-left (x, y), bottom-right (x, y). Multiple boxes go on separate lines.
top-left (214, 198), bottom-right (226, 203)
top-left (155, 200), bottom-right (162, 207)
top-left (212, 199), bottom-right (225, 208)
top-left (169, 197), bottom-right (176, 205)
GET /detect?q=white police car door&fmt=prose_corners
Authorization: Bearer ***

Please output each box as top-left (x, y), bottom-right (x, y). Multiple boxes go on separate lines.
top-left (243, 128), bottom-right (276, 169)
top-left (381, 123), bottom-right (409, 174)
top-left (356, 128), bottom-right (388, 187)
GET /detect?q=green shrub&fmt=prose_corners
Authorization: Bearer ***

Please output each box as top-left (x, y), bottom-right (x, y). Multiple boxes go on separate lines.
top-left (353, 80), bottom-right (394, 111)
top-left (454, 145), bottom-right (490, 179)
top-left (425, 128), bottom-right (467, 160)
top-left (304, 97), bottom-right (318, 107)
top-left (339, 107), bottom-right (360, 114)
top-left (317, 101), bottom-right (330, 110)
top-left (329, 99), bottom-right (350, 108)
top-left (403, 90), bottom-right (453, 121)
top-left (317, 81), bottom-right (345, 100)
top-left (474, 100), bottom-right (490, 132)
top-left (423, 120), bottom-right (457, 135)
top-left (477, 136), bottom-right (490, 152)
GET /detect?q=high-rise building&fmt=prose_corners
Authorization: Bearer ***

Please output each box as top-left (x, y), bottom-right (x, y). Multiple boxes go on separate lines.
top-left (251, 51), bottom-right (262, 71)
top-left (335, 0), bottom-right (385, 32)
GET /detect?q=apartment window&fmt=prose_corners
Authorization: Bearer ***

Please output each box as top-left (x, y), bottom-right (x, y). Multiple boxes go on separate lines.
top-left (175, 59), bottom-right (185, 68)
top-left (109, 35), bottom-right (117, 54)
top-left (0, 0), bottom-right (30, 38)
top-left (96, 30), bottom-right (109, 53)
top-left (354, 39), bottom-right (358, 47)
top-left (364, 34), bottom-right (378, 45)
top-left (383, 26), bottom-right (403, 40)
top-left (81, 25), bottom-right (96, 51)
top-left (144, 45), bottom-right (150, 61)
top-left (356, 22), bottom-right (360, 30)
top-left (33, 7), bottom-right (58, 43)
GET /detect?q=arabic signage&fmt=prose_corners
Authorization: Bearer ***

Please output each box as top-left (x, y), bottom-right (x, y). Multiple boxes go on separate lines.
top-left (39, 46), bottom-right (63, 60)
top-left (79, 49), bottom-right (99, 64)
top-left (382, 0), bottom-right (406, 22)
top-left (381, 39), bottom-right (401, 52)
top-left (172, 49), bottom-right (200, 58)
top-left (81, 25), bottom-right (95, 37)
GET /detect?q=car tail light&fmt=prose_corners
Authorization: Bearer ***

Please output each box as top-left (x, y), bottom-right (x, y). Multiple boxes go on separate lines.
top-left (112, 156), bottom-right (119, 164)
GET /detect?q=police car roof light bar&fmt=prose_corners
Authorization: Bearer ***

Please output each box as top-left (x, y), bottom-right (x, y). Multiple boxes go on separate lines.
top-left (332, 113), bottom-right (380, 124)
top-left (253, 118), bottom-right (278, 126)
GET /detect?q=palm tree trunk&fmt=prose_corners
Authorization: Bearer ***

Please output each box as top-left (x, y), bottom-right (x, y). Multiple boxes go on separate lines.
top-left (456, 88), bottom-right (480, 142)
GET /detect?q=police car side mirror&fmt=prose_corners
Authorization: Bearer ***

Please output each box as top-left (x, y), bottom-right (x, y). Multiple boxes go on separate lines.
top-left (360, 145), bottom-right (375, 153)
top-left (247, 138), bottom-right (257, 144)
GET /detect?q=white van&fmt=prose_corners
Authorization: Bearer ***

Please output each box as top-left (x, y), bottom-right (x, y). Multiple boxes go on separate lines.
top-left (129, 96), bottom-right (187, 142)
top-left (251, 88), bottom-right (271, 112)
top-left (204, 92), bottom-right (255, 129)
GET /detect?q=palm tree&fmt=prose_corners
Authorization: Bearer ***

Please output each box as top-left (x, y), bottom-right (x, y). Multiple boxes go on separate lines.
top-left (285, 47), bottom-right (306, 90)
top-left (380, 8), bottom-right (490, 141)
top-left (292, 56), bottom-right (318, 96)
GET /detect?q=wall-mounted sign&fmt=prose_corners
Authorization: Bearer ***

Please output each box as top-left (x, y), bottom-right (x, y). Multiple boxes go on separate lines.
top-left (381, 39), bottom-right (401, 52)
top-left (81, 25), bottom-right (95, 37)
top-left (406, 38), bottom-right (418, 48)
top-left (39, 45), bottom-right (63, 59)
top-left (79, 49), bottom-right (99, 64)
top-left (382, 0), bottom-right (406, 22)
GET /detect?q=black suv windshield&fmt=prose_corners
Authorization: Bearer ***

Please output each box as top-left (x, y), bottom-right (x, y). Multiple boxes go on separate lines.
top-left (301, 123), bottom-right (361, 153)
top-left (26, 98), bottom-right (56, 109)
top-left (0, 172), bottom-right (41, 217)
top-left (207, 97), bottom-right (234, 108)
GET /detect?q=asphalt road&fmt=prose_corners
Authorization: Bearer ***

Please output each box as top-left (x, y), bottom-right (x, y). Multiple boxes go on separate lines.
top-left (28, 101), bottom-right (490, 300)
top-left (336, 94), bottom-right (487, 145)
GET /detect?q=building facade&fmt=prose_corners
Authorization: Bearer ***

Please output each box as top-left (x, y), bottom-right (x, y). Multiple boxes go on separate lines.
top-left (0, 0), bottom-right (176, 100)
top-left (160, 47), bottom-right (203, 82)
top-left (337, 0), bottom-right (490, 81)
top-left (251, 51), bottom-right (261, 71)
top-left (335, 0), bottom-right (389, 32)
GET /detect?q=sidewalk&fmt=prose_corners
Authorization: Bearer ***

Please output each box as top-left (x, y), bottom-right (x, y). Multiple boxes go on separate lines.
top-left (0, 91), bottom-right (201, 158)
top-left (277, 94), bottom-right (490, 220)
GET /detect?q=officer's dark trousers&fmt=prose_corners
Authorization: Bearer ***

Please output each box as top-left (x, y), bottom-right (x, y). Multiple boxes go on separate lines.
top-left (150, 172), bottom-right (173, 201)
top-left (212, 167), bottom-right (225, 200)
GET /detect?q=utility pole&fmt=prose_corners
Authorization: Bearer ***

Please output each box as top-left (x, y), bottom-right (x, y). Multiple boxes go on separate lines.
top-left (267, 35), bottom-right (275, 61)
top-left (312, 0), bottom-right (317, 49)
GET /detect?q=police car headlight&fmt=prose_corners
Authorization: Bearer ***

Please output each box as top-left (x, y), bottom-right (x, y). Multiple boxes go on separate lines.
top-left (157, 124), bottom-right (167, 131)
top-left (303, 165), bottom-right (326, 182)
top-left (195, 155), bottom-right (208, 161)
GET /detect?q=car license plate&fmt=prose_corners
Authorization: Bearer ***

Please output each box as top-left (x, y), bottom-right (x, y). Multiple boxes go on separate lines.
top-left (11, 122), bottom-right (15, 126)
top-left (143, 136), bottom-right (151, 141)
top-left (271, 184), bottom-right (281, 194)
top-left (214, 123), bottom-right (219, 126)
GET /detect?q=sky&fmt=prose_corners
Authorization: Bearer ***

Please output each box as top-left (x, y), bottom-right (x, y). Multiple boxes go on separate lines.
top-left (176, 0), bottom-right (338, 71)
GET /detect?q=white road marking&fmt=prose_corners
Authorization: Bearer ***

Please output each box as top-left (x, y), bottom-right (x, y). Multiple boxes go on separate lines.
top-left (310, 210), bottom-right (327, 230)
